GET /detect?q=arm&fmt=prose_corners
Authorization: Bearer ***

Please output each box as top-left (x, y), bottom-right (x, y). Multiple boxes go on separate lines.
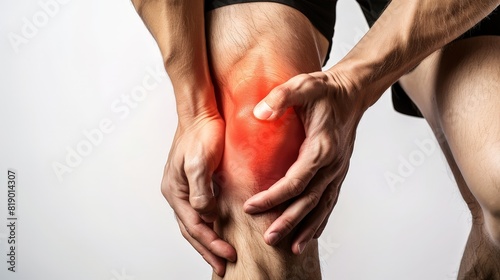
top-left (132, 0), bottom-right (216, 118)
top-left (341, 0), bottom-right (500, 110)
top-left (131, 0), bottom-right (236, 276)
top-left (245, 0), bottom-right (500, 254)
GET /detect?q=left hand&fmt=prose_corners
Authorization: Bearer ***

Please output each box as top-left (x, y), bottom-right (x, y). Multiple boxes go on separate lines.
top-left (244, 69), bottom-right (364, 255)
top-left (161, 111), bottom-right (236, 276)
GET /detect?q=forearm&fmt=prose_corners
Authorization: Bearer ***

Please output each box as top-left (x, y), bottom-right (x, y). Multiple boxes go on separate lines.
top-left (336, 0), bottom-right (499, 111)
top-left (132, 0), bottom-right (218, 120)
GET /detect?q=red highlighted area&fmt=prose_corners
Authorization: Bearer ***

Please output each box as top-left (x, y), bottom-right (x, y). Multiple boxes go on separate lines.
top-left (214, 73), bottom-right (305, 194)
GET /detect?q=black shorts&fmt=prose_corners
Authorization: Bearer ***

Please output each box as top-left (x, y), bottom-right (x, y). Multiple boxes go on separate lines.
top-left (205, 0), bottom-right (337, 64)
top-left (358, 2), bottom-right (500, 117)
top-left (205, 1), bottom-right (500, 117)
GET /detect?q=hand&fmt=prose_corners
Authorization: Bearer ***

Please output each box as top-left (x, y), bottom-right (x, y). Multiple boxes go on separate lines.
top-left (161, 112), bottom-right (237, 276)
top-left (244, 69), bottom-right (364, 254)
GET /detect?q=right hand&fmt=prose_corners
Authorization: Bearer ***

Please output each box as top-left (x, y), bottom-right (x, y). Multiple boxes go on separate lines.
top-left (244, 70), bottom-right (363, 254)
top-left (161, 111), bottom-right (237, 277)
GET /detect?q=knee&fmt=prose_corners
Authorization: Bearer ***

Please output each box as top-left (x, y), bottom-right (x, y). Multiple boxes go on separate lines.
top-left (218, 75), bottom-right (305, 192)
top-left (223, 105), bottom-right (305, 191)
top-left (481, 160), bottom-right (500, 247)
top-left (476, 148), bottom-right (500, 215)
top-left (484, 213), bottom-right (500, 248)
top-left (481, 195), bottom-right (500, 248)
top-left (462, 148), bottom-right (500, 247)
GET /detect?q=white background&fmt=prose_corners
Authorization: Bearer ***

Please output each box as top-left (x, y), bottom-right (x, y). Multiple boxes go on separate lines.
top-left (0, 0), bottom-right (471, 279)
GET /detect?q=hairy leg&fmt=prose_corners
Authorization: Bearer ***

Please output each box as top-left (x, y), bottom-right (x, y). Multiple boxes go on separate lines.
top-left (206, 3), bottom-right (329, 279)
top-left (399, 36), bottom-right (500, 279)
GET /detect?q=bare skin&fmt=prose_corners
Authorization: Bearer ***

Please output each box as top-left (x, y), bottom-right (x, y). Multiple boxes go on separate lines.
top-left (398, 36), bottom-right (500, 279)
top-left (206, 3), bottom-right (327, 278)
top-left (247, 1), bottom-right (500, 251)
top-left (132, 0), bottom-right (236, 275)
top-left (132, 0), bottom-right (500, 277)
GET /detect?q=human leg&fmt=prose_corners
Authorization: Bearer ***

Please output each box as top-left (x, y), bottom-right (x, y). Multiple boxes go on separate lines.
top-left (205, 2), bottom-right (330, 279)
top-left (399, 36), bottom-right (500, 279)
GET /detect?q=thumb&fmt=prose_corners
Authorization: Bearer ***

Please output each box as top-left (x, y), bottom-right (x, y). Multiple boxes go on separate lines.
top-left (253, 74), bottom-right (323, 121)
top-left (187, 166), bottom-right (218, 223)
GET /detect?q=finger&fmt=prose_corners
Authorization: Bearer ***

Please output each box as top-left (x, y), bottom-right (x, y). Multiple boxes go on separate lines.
top-left (313, 166), bottom-right (347, 239)
top-left (253, 73), bottom-right (327, 121)
top-left (185, 157), bottom-right (218, 223)
top-left (176, 215), bottom-right (227, 277)
top-left (313, 187), bottom-right (339, 239)
top-left (244, 141), bottom-right (324, 214)
top-left (292, 181), bottom-right (340, 255)
top-left (175, 199), bottom-right (237, 262)
top-left (261, 168), bottom-right (335, 246)
top-left (313, 207), bottom-right (333, 239)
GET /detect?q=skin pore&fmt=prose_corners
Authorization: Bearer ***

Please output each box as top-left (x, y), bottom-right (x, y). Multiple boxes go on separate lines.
top-left (206, 3), bottom-right (328, 279)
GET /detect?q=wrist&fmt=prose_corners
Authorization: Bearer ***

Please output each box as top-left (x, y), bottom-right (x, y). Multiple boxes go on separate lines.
top-left (175, 87), bottom-right (221, 126)
top-left (325, 60), bottom-right (375, 118)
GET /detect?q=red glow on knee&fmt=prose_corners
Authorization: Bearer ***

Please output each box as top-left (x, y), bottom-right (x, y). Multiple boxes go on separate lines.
top-left (217, 73), bottom-right (305, 193)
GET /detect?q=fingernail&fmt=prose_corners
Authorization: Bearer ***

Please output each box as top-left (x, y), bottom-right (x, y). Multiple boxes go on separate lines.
top-left (214, 267), bottom-right (222, 277)
top-left (268, 232), bottom-right (281, 245)
top-left (244, 204), bottom-right (260, 214)
top-left (212, 181), bottom-right (220, 197)
top-left (253, 102), bottom-right (273, 120)
top-left (298, 242), bottom-right (306, 254)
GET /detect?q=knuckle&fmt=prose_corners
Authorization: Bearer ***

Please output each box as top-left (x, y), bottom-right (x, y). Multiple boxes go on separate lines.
top-left (261, 197), bottom-right (276, 210)
top-left (304, 141), bottom-right (324, 167)
top-left (323, 187), bottom-right (338, 210)
top-left (305, 191), bottom-right (321, 210)
top-left (310, 146), bottom-right (323, 167)
top-left (160, 185), bottom-right (169, 200)
top-left (287, 177), bottom-right (307, 197)
top-left (308, 135), bottom-right (335, 167)
top-left (318, 133), bottom-right (334, 150)
top-left (297, 74), bottom-right (324, 92)
top-left (177, 220), bottom-right (192, 239)
top-left (160, 164), bottom-right (182, 200)
top-left (280, 217), bottom-right (296, 234)
top-left (184, 156), bottom-right (207, 176)
top-left (160, 178), bottom-right (171, 200)
top-left (270, 86), bottom-right (291, 108)
top-left (190, 194), bottom-right (214, 212)
top-left (184, 223), bottom-right (201, 240)
top-left (207, 239), bottom-right (219, 252)
top-left (180, 226), bottom-right (190, 240)
top-left (311, 76), bottom-right (325, 90)
top-left (290, 74), bottom-right (309, 86)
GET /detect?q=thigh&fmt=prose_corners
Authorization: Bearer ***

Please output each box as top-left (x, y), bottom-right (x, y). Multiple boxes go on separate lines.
top-left (206, 2), bottom-right (329, 84)
top-left (206, 4), bottom-right (325, 279)
top-left (399, 36), bottom-right (500, 219)
top-left (206, 2), bottom-right (330, 197)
